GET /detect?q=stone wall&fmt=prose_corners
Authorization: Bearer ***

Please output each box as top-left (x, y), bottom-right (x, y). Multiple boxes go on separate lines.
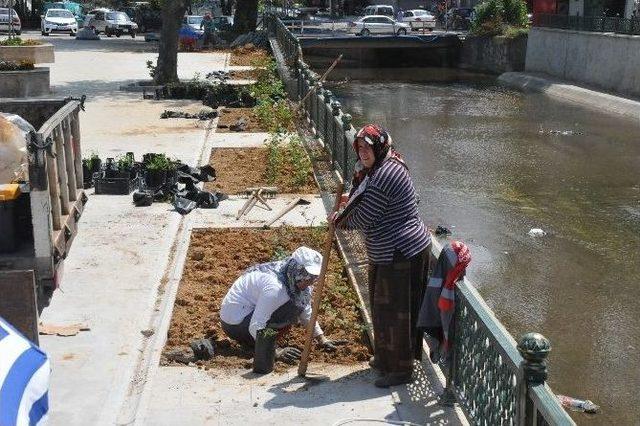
top-left (459, 35), bottom-right (528, 74)
top-left (0, 68), bottom-right (50, 97)
top-left (525, 27), bottom-right (640, 98)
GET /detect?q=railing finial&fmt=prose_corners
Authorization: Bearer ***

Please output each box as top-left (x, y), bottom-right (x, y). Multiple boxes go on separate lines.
top-left (517, 332), bottom-right (551, 385)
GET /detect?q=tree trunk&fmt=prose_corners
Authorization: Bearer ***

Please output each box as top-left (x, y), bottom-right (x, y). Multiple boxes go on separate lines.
top-left (232, 0), bottom-right (258, 33)
top-left (155, 0), bottom-right (189, 84)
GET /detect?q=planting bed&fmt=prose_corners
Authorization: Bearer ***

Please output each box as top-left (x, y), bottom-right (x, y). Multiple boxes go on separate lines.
top-left (230, 45), bottom-right (270, 66)
top-left (229, 69), bottom-right (263, 80)
top-left (216, 107), bottom-right (266, 132)
top-left (204, 147), bottom-right (317, 194)
top-left (163, 227), bottom-right (371, 370)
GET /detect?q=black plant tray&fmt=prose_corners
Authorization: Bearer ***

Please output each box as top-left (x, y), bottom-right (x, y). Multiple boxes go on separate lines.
top-left (94, 174), bottom-right (141, 195)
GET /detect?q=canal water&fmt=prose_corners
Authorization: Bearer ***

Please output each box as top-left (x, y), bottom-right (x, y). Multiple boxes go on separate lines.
top-left (330, 75), bottom-right (640, 424)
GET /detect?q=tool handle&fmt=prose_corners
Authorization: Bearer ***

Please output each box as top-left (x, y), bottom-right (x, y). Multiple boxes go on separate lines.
top-left (298, 183), bottom-right (344, 376)
top-left (264, 197), bottom-right (300, 228)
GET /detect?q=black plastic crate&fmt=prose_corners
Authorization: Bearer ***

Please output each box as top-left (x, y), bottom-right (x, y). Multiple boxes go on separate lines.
top-left (94, 174), bottom-right (141, 195)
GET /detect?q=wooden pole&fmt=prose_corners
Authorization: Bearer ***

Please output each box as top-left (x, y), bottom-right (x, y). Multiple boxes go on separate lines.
top-left (298, 183), bottom-right (344, 377)
top-left (298, 54), bottom-right (343, 107)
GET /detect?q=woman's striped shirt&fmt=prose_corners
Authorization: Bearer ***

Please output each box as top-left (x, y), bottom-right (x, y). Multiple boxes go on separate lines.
top-left (344, 159), bottom-right (430, 264)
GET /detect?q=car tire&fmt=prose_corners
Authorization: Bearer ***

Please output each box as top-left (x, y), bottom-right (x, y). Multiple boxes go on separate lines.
top-left (41, 31), bottom-right (46, 36)
top-left (15, 30), bottom-right (21, 35)
top-left (360, 28), bottom-right (370, 36)
top-left (130, 31), bottom-right (136, 38)
top-left (70, 32), bottom-right (76, 37)
top-left (116, 31), bottom-right (121, 38)
top-left (397, 28), bottom-right (407, 35)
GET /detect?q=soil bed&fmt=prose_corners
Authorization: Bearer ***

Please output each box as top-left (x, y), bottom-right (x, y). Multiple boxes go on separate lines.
top-left (204, 147), bottom-right (317, 194)
top-left (216, 107), bottom-right (266, 133)
top-left (163, 227), bottom-right (371, 371)
top-left (229, 69), bottom-right (263, 80)
top-left (230, 45), bottom-right (270, 66)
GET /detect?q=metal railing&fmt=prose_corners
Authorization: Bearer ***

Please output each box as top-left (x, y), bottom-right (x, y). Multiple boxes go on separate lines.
top-left (534, 13), bottom-right (640, 35)
top-left (266, 13), bottom-right (574, 425)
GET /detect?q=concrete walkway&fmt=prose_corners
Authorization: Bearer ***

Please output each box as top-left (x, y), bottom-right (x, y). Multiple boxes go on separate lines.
top-left (32, 35), bottom-right (464, 425)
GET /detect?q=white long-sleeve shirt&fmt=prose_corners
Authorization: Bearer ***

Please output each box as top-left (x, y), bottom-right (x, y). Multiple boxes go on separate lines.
top-left (220, 271), bottom-right (323, 339)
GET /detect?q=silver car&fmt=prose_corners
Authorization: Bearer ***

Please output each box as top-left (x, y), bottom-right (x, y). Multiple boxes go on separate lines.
top-left (348, 15), bottom-right (411, 36)
top-left (86, 9), bottom-right (138, 38)
top-left (0, 8), bottom-right (21, 35)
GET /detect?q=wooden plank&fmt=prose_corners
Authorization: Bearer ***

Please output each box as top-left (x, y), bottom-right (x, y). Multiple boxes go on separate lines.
top-left (29, 190), bottom-right (55, 282)
top-left (71, 110), bottom-right (83, 188)
top-left (62, 118), bottom-right (78, 201)
top-left (45, 153), bottom-right (62, 231)
top-left (0, 270), bottom-right (39, 344)
top-left (54, 126), bottom-right (70, 215)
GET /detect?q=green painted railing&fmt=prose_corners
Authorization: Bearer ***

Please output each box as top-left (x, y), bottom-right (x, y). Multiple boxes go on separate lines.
top-left (265, 13), bottom-right (575, 426)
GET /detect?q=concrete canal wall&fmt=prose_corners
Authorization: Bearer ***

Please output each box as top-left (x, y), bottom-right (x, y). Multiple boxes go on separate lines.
top-left (459, 35), bottom-right (528, 74)
top-left (526, 27), bottom-right (640, 98)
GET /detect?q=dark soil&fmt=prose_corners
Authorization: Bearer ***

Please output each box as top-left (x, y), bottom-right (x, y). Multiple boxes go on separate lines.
top-left (216, 107), bottom-right (266, 133)
top-left (162, 227), bottom-right (371, 371)
top-left (204, 147), bottom-right (317, 194)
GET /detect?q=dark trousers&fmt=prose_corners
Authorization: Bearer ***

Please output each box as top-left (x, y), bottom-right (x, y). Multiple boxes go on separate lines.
top-left (368, 247), bottom-right (428, 375)
top-left (220, 300), bottom-right (299, 348)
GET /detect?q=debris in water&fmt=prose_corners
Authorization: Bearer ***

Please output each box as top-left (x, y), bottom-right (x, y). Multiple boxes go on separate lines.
top-left (557, 395), bottom-right (600, 414)
top-left (538, 126), bottom-right (583, 136)
top-left (527, 228), bottom-right (546, 237)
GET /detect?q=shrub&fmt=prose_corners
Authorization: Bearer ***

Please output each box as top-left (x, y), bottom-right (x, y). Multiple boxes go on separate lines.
top-left (0, 60), bottom-right (35, 71)
top-left (471, 0), bottom-right (529, 36)
top-left (0, 38), bottom-right (42, 46)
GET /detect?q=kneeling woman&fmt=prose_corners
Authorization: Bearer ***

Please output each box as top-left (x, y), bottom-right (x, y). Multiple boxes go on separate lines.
top-left (220, 246), bottom-right (340, 362)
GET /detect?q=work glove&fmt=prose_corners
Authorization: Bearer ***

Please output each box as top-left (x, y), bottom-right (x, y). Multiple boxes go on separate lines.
top-left (275, 346), bottom-right (302, 364)
top-left (319, 339), bottom-right (349, 352)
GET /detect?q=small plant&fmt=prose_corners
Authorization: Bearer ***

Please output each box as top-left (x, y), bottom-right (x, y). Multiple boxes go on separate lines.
top-left (146, 60), bottom-right (157, 79)
top-left (288, 136), bottom-right (311, 187)
top-left (0, 60), bottom-right (34, 71)
top-left (265, 132), bottom-right (285, 184)
top-left (258, 327), bottom-right (278, 338)
top-left (116, 153), bottom-right (134, 171)
top-left (83, 152), bottom-right (101, 171)
top-left (145, 153), bottom-right (176, 171)
top-left (0, 38), bottom-right (42, 46)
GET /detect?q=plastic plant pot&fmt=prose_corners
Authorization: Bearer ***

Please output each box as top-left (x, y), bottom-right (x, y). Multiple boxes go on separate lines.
top-left (253, 328), bottom-right (277, 374)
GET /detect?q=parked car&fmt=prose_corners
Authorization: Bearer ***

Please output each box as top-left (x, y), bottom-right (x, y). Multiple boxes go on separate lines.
top-left (183, 14), bottom-right (204, 34)
top-left (348, 15), bottom-right (410, 35)
top-left (362, 5), bottom-right (395, 17)
top-left (41, 9), bottom-right (78, 36)
top-left (42, 1), bottom-right (84, 27)
top-left (401, 9), bottom-right (436, 31)
top-left (445, 7), bottom-right (474, 30)
top-left (0, 8), bottom-right (21, 35)
top-left (86, 9), bottom-right (138, 38)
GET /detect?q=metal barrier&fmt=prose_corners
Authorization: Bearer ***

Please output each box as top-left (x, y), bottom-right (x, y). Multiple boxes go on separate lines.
top-left (266, 13), bottom-right (575, 425)
top-left (534, 13), bottom-right (640, 35)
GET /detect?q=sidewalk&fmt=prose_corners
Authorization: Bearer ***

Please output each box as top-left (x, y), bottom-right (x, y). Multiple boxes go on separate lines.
top-left (36, 37), bottom-right (464, 425)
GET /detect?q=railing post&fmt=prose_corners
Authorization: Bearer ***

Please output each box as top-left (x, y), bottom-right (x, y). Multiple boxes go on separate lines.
top-left (331, 100), bottom-right (341, 171)
top-left (341, 113), bottom-right (352, 180)
top-left (439, 299), bottom-right (458, 407)
top-left (517, 333), bottom-right (552, 424)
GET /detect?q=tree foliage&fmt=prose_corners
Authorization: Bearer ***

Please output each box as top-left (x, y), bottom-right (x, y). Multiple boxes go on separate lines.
top-left (471, 0), bottom-right (529, 36)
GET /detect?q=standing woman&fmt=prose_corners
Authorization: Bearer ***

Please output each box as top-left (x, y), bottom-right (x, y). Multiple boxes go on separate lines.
top-left (334, 124), bottom-right (430, 388)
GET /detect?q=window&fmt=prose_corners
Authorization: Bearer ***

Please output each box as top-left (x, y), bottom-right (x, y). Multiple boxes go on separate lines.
top-left (48, 10), bottom-right (74, 18)
top-left (403, 11), bottom-right (413, 17)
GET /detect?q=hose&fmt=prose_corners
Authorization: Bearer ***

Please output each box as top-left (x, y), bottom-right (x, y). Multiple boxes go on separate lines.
top-left (332, 419), bottom-right (423, 426)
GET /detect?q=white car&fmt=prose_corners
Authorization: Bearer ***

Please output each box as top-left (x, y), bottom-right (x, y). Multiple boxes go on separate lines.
top-left (348, 15), bottom-right (410, 36)
top-left (362, 5), bottom-right (395, 17)
top-left (401, 9), bottom-right (436, 31)
top-left (183, 15), bottom-right (204, 34)
top-left (86, 9), bottom-right (138, 37)
top-left (41, 9), bottom-right (78, 36)
top-left (0, 8), bottom-right (21, 35)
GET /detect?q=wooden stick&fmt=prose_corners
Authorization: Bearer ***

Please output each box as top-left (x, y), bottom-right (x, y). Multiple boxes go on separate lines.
top-left (298, 183), bottom-right (344, 377)
top-left (298, 54), bottom-right (343, 107)
top-left (236, 189), bottom-right (257, 220)
top-left (263, 197), bottom-right (309, 228)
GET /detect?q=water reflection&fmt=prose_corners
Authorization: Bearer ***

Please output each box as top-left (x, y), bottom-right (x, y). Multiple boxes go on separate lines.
top-left (331, 79), bottom-right (640, 424)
